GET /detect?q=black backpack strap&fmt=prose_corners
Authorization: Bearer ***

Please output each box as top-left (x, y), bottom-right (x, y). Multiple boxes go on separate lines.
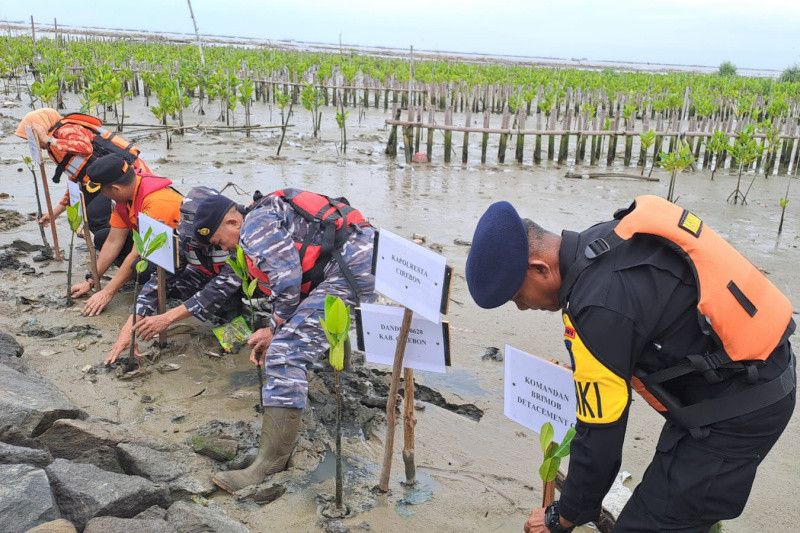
top-left (558, 231), bottom-right (625, 307)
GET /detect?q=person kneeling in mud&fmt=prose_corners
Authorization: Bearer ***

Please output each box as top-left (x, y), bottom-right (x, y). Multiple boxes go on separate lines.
top-left (71, 154), bottom-right (182, 316)
top-left (104, 187), bottom-right (244, 364)
top-left (193, 188), bottom-right (375, 492)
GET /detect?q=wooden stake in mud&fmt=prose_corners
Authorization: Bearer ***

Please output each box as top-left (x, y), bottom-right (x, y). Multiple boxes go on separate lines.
top-left (77, 190), bottom-right (101, 290)
top-left (402, 366), bottom-right (417, 485)
top-left (156, 267), bottom-right (167, 347)
top-left (28, 127), bottom-right (63, 261)
top-left (185, 0), bottom-right (206, 66)
top-left (377, 307), bottom-right (414, 492)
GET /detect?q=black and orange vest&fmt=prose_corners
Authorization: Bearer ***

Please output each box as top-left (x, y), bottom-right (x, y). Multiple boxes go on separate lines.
top-left (113, 173), bottom-right (174, 231)
top-left (246, 189), bottom-right (368, 299)
top-left (561, 195), bottom-right (795, 435)
top-left (46, 113), bottom-right (143, 184)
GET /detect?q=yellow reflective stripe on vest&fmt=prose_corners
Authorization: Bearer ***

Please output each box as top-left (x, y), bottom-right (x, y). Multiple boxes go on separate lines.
top-left (563, 313), bottom-right (629, 424)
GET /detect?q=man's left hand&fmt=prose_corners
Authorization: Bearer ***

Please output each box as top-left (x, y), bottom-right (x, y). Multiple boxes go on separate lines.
top-left (523, 507), bottom-right (547, 533)
top-left (81, 289), bottom-right (113, 316)
top-left (247, 328), bottom-right (273, 365)
top-left (134, 314), bottom-right (172, 341)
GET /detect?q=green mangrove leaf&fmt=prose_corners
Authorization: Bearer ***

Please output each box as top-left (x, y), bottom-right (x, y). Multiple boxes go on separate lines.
top-left (135, 258), bottom-right (149, 273)
top-left (539, 422), bottom-right (554, 454)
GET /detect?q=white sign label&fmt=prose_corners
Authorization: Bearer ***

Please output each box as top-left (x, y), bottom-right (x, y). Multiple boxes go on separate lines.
top-left (357, 303), bottom-right (450, 374)
top-left (67, 180), bottom-right (83, 214)
top-left (24, 125), bottom-right (42, 166)
top-left (373, 229), bottom-right (448, 324)
top-left (504, 345), bottom-right (576, 441)
top-left (138, 213), bottom-right (176, 274)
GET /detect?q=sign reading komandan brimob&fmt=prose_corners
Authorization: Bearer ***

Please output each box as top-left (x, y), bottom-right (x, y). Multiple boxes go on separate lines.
top-left (504, 345), bottom-right (576, 441)
top-left (372, 229), bottom-right (452, 323)
top-left (356, 303), bottom-right (451, 374)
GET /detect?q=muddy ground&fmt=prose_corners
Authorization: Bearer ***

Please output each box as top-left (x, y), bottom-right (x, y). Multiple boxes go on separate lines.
top-left (0, 93), bottom-right (797, 532)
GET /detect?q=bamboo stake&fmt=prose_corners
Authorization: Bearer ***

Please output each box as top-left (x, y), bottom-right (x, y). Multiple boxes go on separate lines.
top-left (78, 192), bottom-right (101, 290)
top-left (29, 128), bottom-right (63, 261)
top-left (481, 111), bottom-right (490, 164)
top-left (377, 307), bottom-right (414, 493)
top-left (403, 367), bottom-right (417, 485)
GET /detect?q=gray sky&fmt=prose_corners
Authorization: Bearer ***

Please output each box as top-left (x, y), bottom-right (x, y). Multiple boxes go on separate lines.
top-left (2, 0), bottom-right (799, 71)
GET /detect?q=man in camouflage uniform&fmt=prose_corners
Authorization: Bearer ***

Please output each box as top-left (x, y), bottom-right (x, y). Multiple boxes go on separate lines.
top-left (104, 188), bottom-right (242, 364)
top-left (192, 189), bottom-right (375, 493)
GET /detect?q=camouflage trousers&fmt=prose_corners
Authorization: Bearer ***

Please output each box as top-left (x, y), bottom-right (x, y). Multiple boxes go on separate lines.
top-left (262, 226), bottom-right (376, 409)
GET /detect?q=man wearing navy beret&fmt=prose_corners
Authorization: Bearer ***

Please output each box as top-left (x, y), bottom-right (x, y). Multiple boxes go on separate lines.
top-left (104, 187), bottom-right (244, 364)
top-left (466, 198), bottom-right (795, 532)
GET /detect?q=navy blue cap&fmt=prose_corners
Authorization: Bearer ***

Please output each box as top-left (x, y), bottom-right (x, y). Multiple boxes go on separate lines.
top-left (85, 154), bottom-right (134, 190)
top-left (465, 201), bottom-right (529, 309)
top-left (192, 194), bottom-right (236, 244)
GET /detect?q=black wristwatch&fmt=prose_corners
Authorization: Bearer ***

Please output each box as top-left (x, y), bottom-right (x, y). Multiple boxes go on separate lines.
top-left (545, 501), bottom-right (573, 533)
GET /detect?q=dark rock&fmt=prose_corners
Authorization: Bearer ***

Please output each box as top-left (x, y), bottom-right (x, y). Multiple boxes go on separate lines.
top-left (0, 464), bottom-right (60, 531)
top-left (481, 346), bottom-right (503, 362)
top-left (36, 419), bottom-right (140, 473)
top-left (23, 518), bottom-right (77, 533)
top-left (165, 501), bottom-right (250, 533)
top-left (45, 458), bottom-right (168, 530)
top-left (191, 420), bottom-right (259, 469)
top-left (453, 238), bottom-right (472, 246)
top-left (189, 435), bottom-right (238, 462)
top-left (0, 329), bottom-right (23, 358)
top-left (324, 520), bottom-right (351, 533)
top-left (117, 442), bottom-right (216, 498)
top-left (84, 517), bottom-right (176, 533)
top-left (0, 364), bottom-right (85, 437)
top-left (134, 505), bottom-right (168, 521)
top-left (4, 239), bottom-right (47, 253)
top-left (0, 441), bottom-right (52, 467)
top-left (0, 249), bottom-right (34, 273)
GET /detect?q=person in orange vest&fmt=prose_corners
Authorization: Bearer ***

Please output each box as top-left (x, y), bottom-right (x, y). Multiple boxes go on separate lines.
top-left (71, 154), bottom-right (182, 317)
top-left (465, 196), bottom-right (795, 533)
top-left (15, 108), bottom-right (149, 260)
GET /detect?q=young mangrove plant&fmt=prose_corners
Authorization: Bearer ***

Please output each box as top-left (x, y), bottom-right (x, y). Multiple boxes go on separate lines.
top-left (275, 89), bottom-right (293, 156)
top-left (707, 131), bottom-right (729, 181)
top-left (301, 82), bottom-right (323, 138)
top-left (659, 139), bottom-right (695, 202)
top-left (336, 102), bottom-right (349, 155)
top-left (65, 201), bottom-right (83, 306)
top-left (728, 125), bottom-right (762, 205)
top-left (127, 227), bottom-right (168, 365)
top-left (778, 177), bottom-right (792, 235)
top-left (320, 295), bottom-right (351, 512)
top-left (639, 130), bottom-right (655, 176)
top-left (225, 244), bottom-right (259, 329)
top-left (539, 422), bottom-right (577, 507)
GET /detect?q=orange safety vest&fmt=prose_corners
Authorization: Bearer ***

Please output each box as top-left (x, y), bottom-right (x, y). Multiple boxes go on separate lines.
top-left (562, 195), bottom-right (795, 435)
top-left (46, 113), bottom-right (146, 185)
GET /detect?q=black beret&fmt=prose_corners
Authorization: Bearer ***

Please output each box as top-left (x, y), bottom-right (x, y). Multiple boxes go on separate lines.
top-left (192, 194), bottom-right (236, 244)
top-left (465, 201), bottom-right (529, 309)
top-left (84, 154), bottom-right (134, 189)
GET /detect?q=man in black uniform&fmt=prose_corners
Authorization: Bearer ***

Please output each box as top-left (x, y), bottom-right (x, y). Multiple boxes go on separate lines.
top-left (465, 199), bottom-right (795, 532)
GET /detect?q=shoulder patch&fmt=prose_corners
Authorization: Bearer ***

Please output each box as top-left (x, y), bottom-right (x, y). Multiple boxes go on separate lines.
top-left (678, 209), bottom-right (703, 237)
top-left (562, 313), bottom-right (629, 424)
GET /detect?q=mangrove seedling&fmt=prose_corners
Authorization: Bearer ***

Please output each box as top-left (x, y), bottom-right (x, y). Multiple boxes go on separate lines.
top-left (639, 130), bottom-right (655, 176)
top-left (301, 82), bottom-right (323, 138)
top-left (336, 105), bottom-right (349, 155)
top-left (65, 201), bottom-right (83, 306)
top-left (539, 422), bottom-right (577, 507)
top-left (127, 227), bottom-right (168, 364)
top-left (320, 295), bottom-right (351, 511)
top-left (659, 140), bottom-right (695, 202)
top-left (728, 125), bottom-right (762, 205)
top-left (707, 131), bottom-right (729, 181)
top-left (225, 244), bottom-right (259, 329)
top-left (22, 155), bottom-right (52, 255)
top-left (778, 177), bottom-right (792, 235)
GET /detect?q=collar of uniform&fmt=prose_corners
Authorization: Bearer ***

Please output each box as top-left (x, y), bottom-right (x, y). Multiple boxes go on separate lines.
top-left (557, 229), bottom-right (581, 308)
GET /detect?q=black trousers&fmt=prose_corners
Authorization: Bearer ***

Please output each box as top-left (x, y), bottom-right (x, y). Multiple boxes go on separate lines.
top-left (614, 388), bottom-right (796, 532)
top-left (86, 193), bottom-right (133, 268)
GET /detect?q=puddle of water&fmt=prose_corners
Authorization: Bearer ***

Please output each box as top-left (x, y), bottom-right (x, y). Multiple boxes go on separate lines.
top-left (395, 471), bottom-right (438, 518)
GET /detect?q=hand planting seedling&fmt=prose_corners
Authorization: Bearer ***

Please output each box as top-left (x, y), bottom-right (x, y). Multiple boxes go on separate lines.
top-left (320, 295), bottom-right (351, 511)
top-left (126, 227), bottom-right (167, 365)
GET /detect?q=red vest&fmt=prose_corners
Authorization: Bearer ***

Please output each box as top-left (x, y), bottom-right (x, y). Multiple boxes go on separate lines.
top-left (246, 189), bottom-right (367, 298)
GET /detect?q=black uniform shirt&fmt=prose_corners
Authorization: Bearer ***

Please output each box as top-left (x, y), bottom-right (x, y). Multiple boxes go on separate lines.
top-left (555, 220), bottom-right (792, 525)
